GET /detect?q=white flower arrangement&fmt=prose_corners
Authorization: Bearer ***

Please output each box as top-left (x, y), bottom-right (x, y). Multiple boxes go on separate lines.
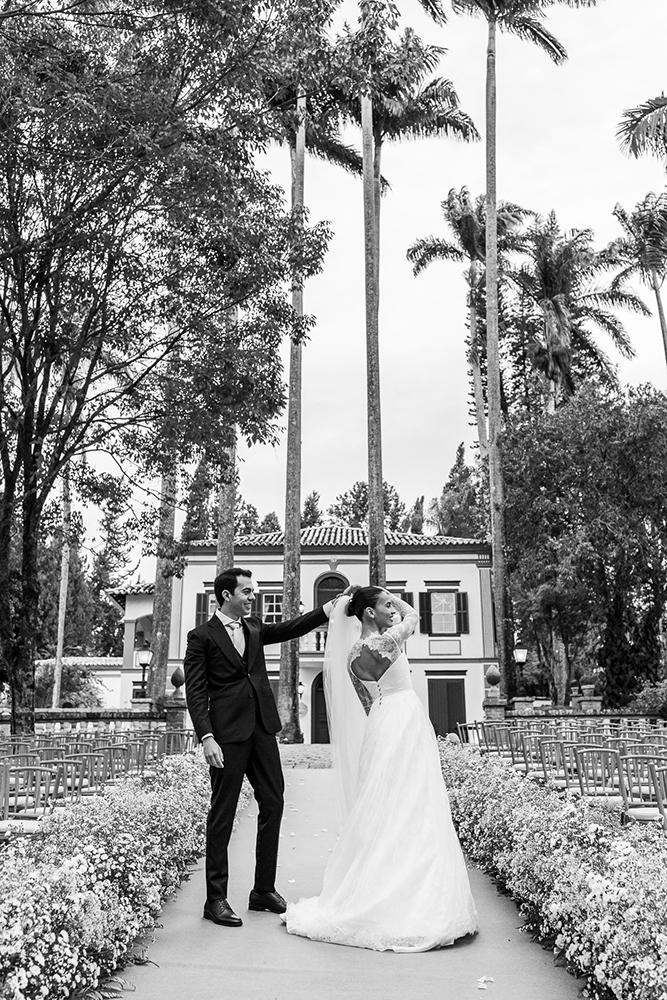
top-left (0, 750), bottom-right (249, 1000)
top-left (439, 740), bottom-right (667, 1000)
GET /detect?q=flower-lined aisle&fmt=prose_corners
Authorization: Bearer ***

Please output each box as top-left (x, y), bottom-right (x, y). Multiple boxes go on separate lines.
top-left (440, 740), bottom-right (667, 1000)
top-left (0, 750), bottom-right (247, 1000)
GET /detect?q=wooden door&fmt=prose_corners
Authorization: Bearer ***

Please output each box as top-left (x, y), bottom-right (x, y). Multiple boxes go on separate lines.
top-left (427, 678), bottom-right (466, 738)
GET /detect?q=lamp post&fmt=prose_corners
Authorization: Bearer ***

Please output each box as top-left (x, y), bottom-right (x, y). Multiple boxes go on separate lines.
top-left (513, 646), bottom-right (528, 694)
top-left (136, 647), bottom-right (153, 699)
top-left (298, 679), bottom-right (304, 700)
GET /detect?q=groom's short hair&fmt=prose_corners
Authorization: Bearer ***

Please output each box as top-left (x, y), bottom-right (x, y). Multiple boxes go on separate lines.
top-left (214, 567), bottom-right (253, 606)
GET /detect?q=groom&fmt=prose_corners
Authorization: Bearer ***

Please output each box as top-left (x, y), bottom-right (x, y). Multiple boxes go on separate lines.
top-left (183, 566), bottom-right (332, 927)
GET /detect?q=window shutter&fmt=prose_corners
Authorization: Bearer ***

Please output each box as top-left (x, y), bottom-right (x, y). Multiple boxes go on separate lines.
top-left (195, 593), bottom-right (208, 627)
top-left (456, 592), bottom-right (469, 634)
top-left (401, 591), bottom-right (414, 608)
top-left (418, 592), bottom-right (432, 634)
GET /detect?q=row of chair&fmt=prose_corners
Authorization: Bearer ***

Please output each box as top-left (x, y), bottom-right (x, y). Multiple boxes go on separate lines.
top-left (0, 728), bottom-right (196, 838)
top-left (457, 721), bottom-right (667, 830)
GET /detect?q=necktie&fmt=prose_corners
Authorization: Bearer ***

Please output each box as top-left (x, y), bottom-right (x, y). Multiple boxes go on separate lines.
top-left (227, 620), bottom-right (245, 656)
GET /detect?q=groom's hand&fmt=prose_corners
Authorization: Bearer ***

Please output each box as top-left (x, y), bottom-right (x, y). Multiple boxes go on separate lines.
top-left (202, 737), bottom-right (224, 768)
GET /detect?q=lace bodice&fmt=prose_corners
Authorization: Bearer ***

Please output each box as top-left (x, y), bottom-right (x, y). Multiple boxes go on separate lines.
top-left (347, 597), bottom-right (418, 705)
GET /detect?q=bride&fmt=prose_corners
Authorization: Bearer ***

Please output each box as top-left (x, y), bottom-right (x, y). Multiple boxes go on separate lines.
top-left (282, 587), bottom-right (478, 952)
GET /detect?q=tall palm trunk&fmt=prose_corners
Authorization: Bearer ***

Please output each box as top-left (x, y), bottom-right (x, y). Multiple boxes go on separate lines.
top-left (150, 468), bottom-right (176, 704)
top-left (652, 269), bottom-right (667, 367)
top-left (217, 308), bottom-right (239, 573)
top-left (362, 92), bottom-right (386, 587)
top-left (468, 260), bottom-right (488, 460)
top-left (484, 18), bottom-right (509, 692)
top-left (51, 465), bottom-right (71, 708)
top-left (216, 436), bottom-right (236, 574)
top-left (278, 94), bottom-right (306, 743)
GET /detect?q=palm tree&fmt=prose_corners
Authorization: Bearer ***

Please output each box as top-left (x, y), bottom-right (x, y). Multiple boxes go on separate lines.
top-left (264, 69), bottom-right (367, 741)
top-left (353, 2), bottom-right (469, 585)
top-left (510, 212), bottom-right (646, 411)
top-left (407, 187), bottom-right (527, 458)
top-left (449, 0), bottom-right (596, 693)
top-left (608, 194), bottom-right (667, 368)
top-left (618, 95), bottom-right (667, 161)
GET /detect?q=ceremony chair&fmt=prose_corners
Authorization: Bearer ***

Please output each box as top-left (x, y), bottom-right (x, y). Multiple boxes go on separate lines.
top-left (538, 739), bottom-right (578, 791)
top-left (648, 763), bottom-right (667, 832)
top-left (456, 722), bottom-right (481, 747)
top-left (617, 754), bottom-right (667, 825)
top-left (575, 748), bottom-right (626, 810)
top-left (0, 764), bottom-right (59, 822)
top-left (64, 752), bottom-right (106, 795)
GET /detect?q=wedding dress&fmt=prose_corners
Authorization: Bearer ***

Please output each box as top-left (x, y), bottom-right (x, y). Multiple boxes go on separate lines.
top-left (283, 597), bottom-right (478, 952)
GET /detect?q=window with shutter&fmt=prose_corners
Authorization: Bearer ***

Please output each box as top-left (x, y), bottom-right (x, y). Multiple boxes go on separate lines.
top-left (419, 592), bottom-right (432, 633)
top-left (195, 593), bottom-right (208, 627)
top-left (456, 592), bottom-right (470, 634)
top-left (420, 591), bottom-right (469, 635)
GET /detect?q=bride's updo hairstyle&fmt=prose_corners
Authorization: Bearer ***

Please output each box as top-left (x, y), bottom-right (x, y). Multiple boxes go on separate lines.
top-left (345, 585), bottom-right (385, 621)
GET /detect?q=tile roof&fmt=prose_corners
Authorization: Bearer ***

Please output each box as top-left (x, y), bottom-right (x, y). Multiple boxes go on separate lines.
top-left (190, 526), bottom-right (485, 548)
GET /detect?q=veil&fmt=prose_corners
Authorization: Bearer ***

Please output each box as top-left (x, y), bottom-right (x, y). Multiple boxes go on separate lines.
top-left (323, 596), bottom-right (366, 832)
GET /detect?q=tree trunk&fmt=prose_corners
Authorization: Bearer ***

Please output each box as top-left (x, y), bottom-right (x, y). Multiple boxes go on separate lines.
top-left (373, 133), bottom-right (382, 287)
top-left (12, 495), bottom-right (41, 734)
top-left (278, 94), bottom-right (306, 743)
top-left (484, 18), bottom-right (510, 694)
top-left (150, 468), bottom-right (177, 705)
top-left (652, 270), bottom-right (667, 368)
top-left (362, 92), bottom-right (385, 587)
top-left (468, 261), bottom-right (488, 460)
top-left (51, 466), bottom-right (71, 708)
top-left (216, 435), bottom-right (237, 574)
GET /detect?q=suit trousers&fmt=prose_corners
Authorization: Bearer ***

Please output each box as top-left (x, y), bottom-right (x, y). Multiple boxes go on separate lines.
top-left (206, 715), bottom-right (284, 901)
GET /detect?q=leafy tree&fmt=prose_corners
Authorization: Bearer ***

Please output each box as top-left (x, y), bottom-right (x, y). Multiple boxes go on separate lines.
top-left (450, 0), bottom-right (598, 692)
top-left (504, 387), bottom-right (667, 707)
top-left (34, 661), bottom-right (103, 710)
top-left (259, 512), bottom-right (282, 533)
top-left (234, 500), bottom-right (261, 537)
top-left (402, 496), bottom-right (425, 534)
top-left (426, 445), bottom-right (487, 539)
top-left (328, 481), bottom-right (406, 531)
top-left (0, 4), bottom-right (329, 731)
top-left (302, 491), bottom-right (324, 527)
top-left (36, 535), bottom-right (94, 660)
top-left (407, 187), bottom-right (527, 456)
top-left (608, 194), bottom-right (667, 369)
top-left (509, 211), bottom-right (645, 411)
top-left (88, 497), bottom-right (136, 658)
top-left (618, 95), bottom-right (667, 161)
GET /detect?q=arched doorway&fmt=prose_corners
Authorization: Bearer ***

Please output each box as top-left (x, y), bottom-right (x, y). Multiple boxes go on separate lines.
top-left (314, 573), bottom-right (348, 608)
top-left (311, 672), bottom-right (330, 743)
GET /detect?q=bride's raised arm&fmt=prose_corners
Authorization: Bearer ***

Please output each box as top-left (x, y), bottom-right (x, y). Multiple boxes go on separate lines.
top-left (383, 594), bottom-right (419, 646)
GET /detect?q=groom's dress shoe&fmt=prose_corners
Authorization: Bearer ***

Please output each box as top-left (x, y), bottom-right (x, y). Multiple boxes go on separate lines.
top-left (203, 898), bottom-right (243, 926)
top-left (248, 889), bottom-right (287, 914)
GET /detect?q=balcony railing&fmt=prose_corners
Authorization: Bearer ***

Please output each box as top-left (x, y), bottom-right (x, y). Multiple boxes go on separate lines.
top-left (299, 628), bottom-right (328, 653)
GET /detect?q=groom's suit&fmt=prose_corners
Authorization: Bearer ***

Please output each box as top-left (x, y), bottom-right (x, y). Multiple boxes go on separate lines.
top-left (184, 606), bottom-right (328, 902)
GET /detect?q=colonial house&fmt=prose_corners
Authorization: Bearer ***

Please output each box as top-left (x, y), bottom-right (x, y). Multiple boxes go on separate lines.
top-left (110, 527), bottom-right (497, 739)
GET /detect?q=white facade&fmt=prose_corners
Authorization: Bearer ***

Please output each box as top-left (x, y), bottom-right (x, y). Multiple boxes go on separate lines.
top-left (115, 528), bottom-right (497, 740)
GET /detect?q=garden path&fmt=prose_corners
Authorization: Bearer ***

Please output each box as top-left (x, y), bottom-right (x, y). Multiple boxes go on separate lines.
top-left (121, 749), bottom-right (584, 1000)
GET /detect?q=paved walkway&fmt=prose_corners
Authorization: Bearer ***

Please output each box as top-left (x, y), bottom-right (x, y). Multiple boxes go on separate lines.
top-left (122, 756), bottom-right (584, 1000)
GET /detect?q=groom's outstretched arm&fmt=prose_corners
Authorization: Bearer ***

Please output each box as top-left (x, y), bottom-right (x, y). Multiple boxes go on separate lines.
top-left (259, 604), bottom-right (331, 645)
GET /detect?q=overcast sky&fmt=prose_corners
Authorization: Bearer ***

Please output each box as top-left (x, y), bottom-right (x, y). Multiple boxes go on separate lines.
top-left (238, 0), bottom-right (666, 522)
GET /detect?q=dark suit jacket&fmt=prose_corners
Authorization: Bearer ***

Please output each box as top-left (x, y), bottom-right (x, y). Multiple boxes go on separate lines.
top-left (183, 607), bottom-right (328, 743)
